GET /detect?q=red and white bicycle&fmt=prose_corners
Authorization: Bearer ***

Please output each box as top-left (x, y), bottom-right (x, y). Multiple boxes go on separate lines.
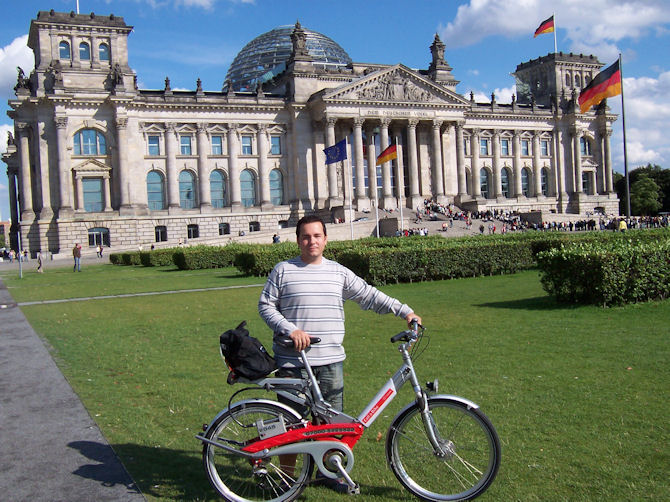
top-left (197, 322), bottom-right (500, 501)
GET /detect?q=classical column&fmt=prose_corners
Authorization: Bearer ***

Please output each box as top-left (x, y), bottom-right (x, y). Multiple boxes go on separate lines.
top-left (115, 116), bottom-right (131, 210)
top-left (258, 124), bottom-right (271, 207)
top-left (197, 123), bottom-right (211, 209)
top-left (471, 128), bottom-right (481, 198)
top-left (55, 116), bottom-right (73, 217)
top-left (365, 125), bottom-right (378, 204)
top-left (353, 118), bottom-right (368, 208)
top-left (227, 123), bottom-right (241, 209)
top-left (455, 121), bottom-right (466, 198)
top-left (392, 125), bottom-right (405, 207)
top-left (572, 129), bottom-right (583, 193)
top-left (379, 118), bottom-right (395, 208)
top-left (165, 123), bottom-right (180, 208)
top-left (406, 119), bottom-right (421, 208)
top-left (8, 169), bottom-right (19, 228)
top-left (513, 131), bottom-right (522, 197)
top-left (326, 117), bottom-right (341, 206)
top-left (533, 132), bottom-right (542, 196)
top-left (604, 129), bottom-right (613, 193)
top-left (492, 130), bottom-right (502, 198)
top-left (431, 120), bottom-right (445, 201)
top-left (312, 121), bottom-right (327, 207)
top-left (75, 174), bottom-right (84, 210)
top-left (16, 123), bottom-right (34, 219)
top-left (103, 175), bottom-right (112, 211)
top-left (553, 128), bottom-right (567, 208)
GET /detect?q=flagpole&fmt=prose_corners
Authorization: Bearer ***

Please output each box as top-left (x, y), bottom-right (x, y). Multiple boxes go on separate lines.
top-left (346, 136), bottom-right (354, 240)
top-left (553, 12), bottom-right (557, 53)
top-left (618, 53), bottom-right (631, 218)
top-left (396, 135), bottom-right (404, 232)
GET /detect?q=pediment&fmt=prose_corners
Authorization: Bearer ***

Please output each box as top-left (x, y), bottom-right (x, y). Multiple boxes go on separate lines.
top-left (320, 64), bottom-right (469, 106)
top-left (72, 158), bottom-right (111, 174)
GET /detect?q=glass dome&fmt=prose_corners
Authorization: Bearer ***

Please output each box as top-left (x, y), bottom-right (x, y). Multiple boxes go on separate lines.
top-left (226, 25), bottom-right (352, 91)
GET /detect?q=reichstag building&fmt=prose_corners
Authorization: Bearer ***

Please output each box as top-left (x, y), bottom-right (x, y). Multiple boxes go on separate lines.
top-left (3, 10), bottom-right (619, 254)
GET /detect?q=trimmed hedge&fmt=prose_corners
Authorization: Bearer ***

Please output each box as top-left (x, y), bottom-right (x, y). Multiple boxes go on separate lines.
top-left (537, 239), bottom-right (670, 306)
top-left (173, 243), bottom-right (253, 270)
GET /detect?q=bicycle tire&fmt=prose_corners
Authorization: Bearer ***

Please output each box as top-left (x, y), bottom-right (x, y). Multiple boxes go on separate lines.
top-left (203, 401), bottom-right (313, 502)
top-left (386, 397), bottom-right (500, 501)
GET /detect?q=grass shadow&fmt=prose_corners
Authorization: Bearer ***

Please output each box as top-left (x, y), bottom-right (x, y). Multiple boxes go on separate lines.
top-left (476, 295), bottom-right (581, 311)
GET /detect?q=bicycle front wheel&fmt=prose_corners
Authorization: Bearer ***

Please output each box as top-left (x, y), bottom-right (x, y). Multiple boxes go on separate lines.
top-left (203, 401), bottom-right (313, 502)
top-left (386, 397), bottom-right (500, 501)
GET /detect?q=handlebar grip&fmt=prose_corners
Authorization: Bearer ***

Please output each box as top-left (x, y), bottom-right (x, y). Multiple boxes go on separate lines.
top-left (275, 336), bottom-right (321, 348)
top-left (390, 331), bottom-right (410, 343)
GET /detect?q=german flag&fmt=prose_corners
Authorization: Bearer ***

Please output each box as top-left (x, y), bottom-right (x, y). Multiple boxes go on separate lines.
top-left (578, 60), bottom-right (621, 114)
top-left (534, 16), bottom-right (554, 37)
top-left (376, 144), bottom-right (397, 165)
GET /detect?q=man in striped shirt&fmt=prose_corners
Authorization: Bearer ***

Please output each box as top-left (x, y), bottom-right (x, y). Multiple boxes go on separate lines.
top-left (258, 214), bottom-right (421, 414)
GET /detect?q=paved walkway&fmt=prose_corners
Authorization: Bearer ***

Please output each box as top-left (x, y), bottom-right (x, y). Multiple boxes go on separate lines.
top-left (0, 278), bottom-right (145, 501)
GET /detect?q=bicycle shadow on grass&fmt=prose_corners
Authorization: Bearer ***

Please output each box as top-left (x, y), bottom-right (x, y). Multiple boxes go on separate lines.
top-left (104, 442), bottom-right (219, 501)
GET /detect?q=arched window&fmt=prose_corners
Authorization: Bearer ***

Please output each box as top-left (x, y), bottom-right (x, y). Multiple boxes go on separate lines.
top-left (79, 42), bottom-right (91, 60)
top-left (240, 169), bottom-right (256, 207)
top-left (501, 167), bottom-right (510, 198)
top-left (83, 178), bottom-right (104, 212)
top-left (155, 225), bottom-right (168, 242)
top-left (210, 170), bottom-right (227, 208)
top-left (541, 168), bottom-right (550, 196)
top-left (59, 41), bottom-right (71, 59)
top-left (146, 171), bottom-right (166, 210)
top-left (88, 227), bottom-right (110, 247)
top-left (480, 168), bottom-right (490, 199)
top-left (179, 170), bottom-right (196, 209)
top-left (98, 43), bottom-right (110, 61)
top-left (575, 74), bottom-right (581, 87)
top-left (580, 136), bottom-right (592, 156)
top-left (521, 168), bottom-right (530, 196)
top-left (74, 129), bottom-right (106, 156)
top-left (565, 73), bottom-right (571, 87)
top-left (269, 169), bottom-right (283, 205)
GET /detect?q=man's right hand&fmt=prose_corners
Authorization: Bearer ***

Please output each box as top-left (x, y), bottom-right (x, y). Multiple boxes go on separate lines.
top-left (289, 329), bottom-right (312, 351)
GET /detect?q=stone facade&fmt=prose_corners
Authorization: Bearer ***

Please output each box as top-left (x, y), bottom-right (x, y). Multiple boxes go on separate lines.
top-left (3, 11), bottom-right (619, 255)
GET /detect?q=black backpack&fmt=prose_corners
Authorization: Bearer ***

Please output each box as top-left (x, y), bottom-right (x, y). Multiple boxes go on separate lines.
top-left (219, 321), bottom-right (276, 384)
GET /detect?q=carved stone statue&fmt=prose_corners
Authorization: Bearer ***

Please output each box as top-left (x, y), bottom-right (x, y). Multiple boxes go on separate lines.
top-left (430, 34), bottom-right (447, 70)
top-left (7, 131), bottom-right (14, 146)
top-left (290, 20), bottom-right (310, 60)
top-left (45, 60), bottom-right (64, 91)
top-left (196, 78), bottom-right (203, 93)
top-left (165, 76), bottom-right (171, 91)
top-left (14, 66), bottom-right (31, 94)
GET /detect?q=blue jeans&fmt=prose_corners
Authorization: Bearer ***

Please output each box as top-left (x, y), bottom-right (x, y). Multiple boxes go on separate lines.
top-left (277, 361), bottom-right (344, 418)
top-left (73, 257), bottom-right (80, 272)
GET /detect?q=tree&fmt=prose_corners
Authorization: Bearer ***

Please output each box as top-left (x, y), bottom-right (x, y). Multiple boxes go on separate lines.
top-left (615, 164), bottom-right (669, 215)
top-left (630, 174), bottom-right (661, 215)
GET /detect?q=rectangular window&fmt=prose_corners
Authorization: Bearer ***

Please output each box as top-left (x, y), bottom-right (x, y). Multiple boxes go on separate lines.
top-left (180, 135), bottom-right (192, 155)
top-left (521, 139), bottom-right (530, 156)
top-left (501, 139), bottom-right (510, 156)
top-left (480, 139), bottom-right (489, 156)
top-left (155, 225), bottom-right (168, 242)
top-left (463, 138), bottom-right (469, 156)
top-left (187, 224), bottom-right (199, 239)
top-left (211, 135), bottom-right (223, 155)
top-left (82, 178), bottom-right (104, 212)
top-left (541, 139), bottom-right (550, 156)
top-left (148, 135), bottom-right (160, 156)
top-left (241, 135), bottom-right (253, 155)
top-left (270, 135), bottom-right (281, 155)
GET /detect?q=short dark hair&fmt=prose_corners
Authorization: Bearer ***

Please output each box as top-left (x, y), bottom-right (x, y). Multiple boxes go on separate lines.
top-left (296, 214), bottom-right (327, 237)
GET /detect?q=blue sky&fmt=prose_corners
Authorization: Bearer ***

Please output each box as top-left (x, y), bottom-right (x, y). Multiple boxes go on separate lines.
top-left (1, 0), bottom-right (670, 221)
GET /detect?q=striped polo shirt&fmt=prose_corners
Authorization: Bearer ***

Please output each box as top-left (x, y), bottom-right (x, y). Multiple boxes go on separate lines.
top-left (259, 256), bottom-right (413, 368)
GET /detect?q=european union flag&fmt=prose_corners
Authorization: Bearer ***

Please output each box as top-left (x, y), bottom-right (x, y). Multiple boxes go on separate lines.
top-left (324, 138), bottom-right (347, 164)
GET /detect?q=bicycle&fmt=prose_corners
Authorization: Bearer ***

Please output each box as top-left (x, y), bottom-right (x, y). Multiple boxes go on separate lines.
top-left (196, 322), bottom-right (501, 501)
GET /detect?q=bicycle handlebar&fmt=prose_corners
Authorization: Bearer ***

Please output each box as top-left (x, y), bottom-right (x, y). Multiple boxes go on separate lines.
top-left (390, 320), bottom-right (423, 344)
top-left (275, 336), bottom-right (321, 349)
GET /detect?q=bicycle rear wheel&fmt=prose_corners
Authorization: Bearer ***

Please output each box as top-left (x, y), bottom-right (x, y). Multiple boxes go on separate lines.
top-left (203, 401), bottom-right (313, 502)
top-left (386, 397), bottom-right (500, 501)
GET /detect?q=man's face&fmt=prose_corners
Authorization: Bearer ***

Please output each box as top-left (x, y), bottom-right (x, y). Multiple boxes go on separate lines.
top-left (297, 221), bottom-right (327, 264)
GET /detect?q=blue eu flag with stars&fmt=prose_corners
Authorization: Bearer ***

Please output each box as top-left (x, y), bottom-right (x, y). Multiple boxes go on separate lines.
top-left (323, 138), bottom-right (347, 164)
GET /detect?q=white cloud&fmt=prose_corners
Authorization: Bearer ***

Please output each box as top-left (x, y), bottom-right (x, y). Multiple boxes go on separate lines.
top-left (0, 123), bottom-right (13, 155)
top-left (439, 0), bottom-right (670, 55)
top-left (0, 35), bottom-right (33, 102)
top-left (608, 71), bottom-right (670, 169)
top-left (469, 85), bottom-right (516, 104)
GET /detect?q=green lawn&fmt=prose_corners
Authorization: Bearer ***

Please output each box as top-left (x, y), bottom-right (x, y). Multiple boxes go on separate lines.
top-left (2, 263), bottom-right (669, 501)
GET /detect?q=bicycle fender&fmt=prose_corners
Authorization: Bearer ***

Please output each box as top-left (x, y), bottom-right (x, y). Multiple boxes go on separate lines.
top-left (391, 394), bottom-right (480, 423)
top-left (203, 398), bottom-right (303, 434)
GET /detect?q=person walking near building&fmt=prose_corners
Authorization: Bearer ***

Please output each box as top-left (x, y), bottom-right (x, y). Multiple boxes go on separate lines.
top-left (73, 243), bottom-right (82, 272)
top-left (36, 250), bottom-right (44, 273)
